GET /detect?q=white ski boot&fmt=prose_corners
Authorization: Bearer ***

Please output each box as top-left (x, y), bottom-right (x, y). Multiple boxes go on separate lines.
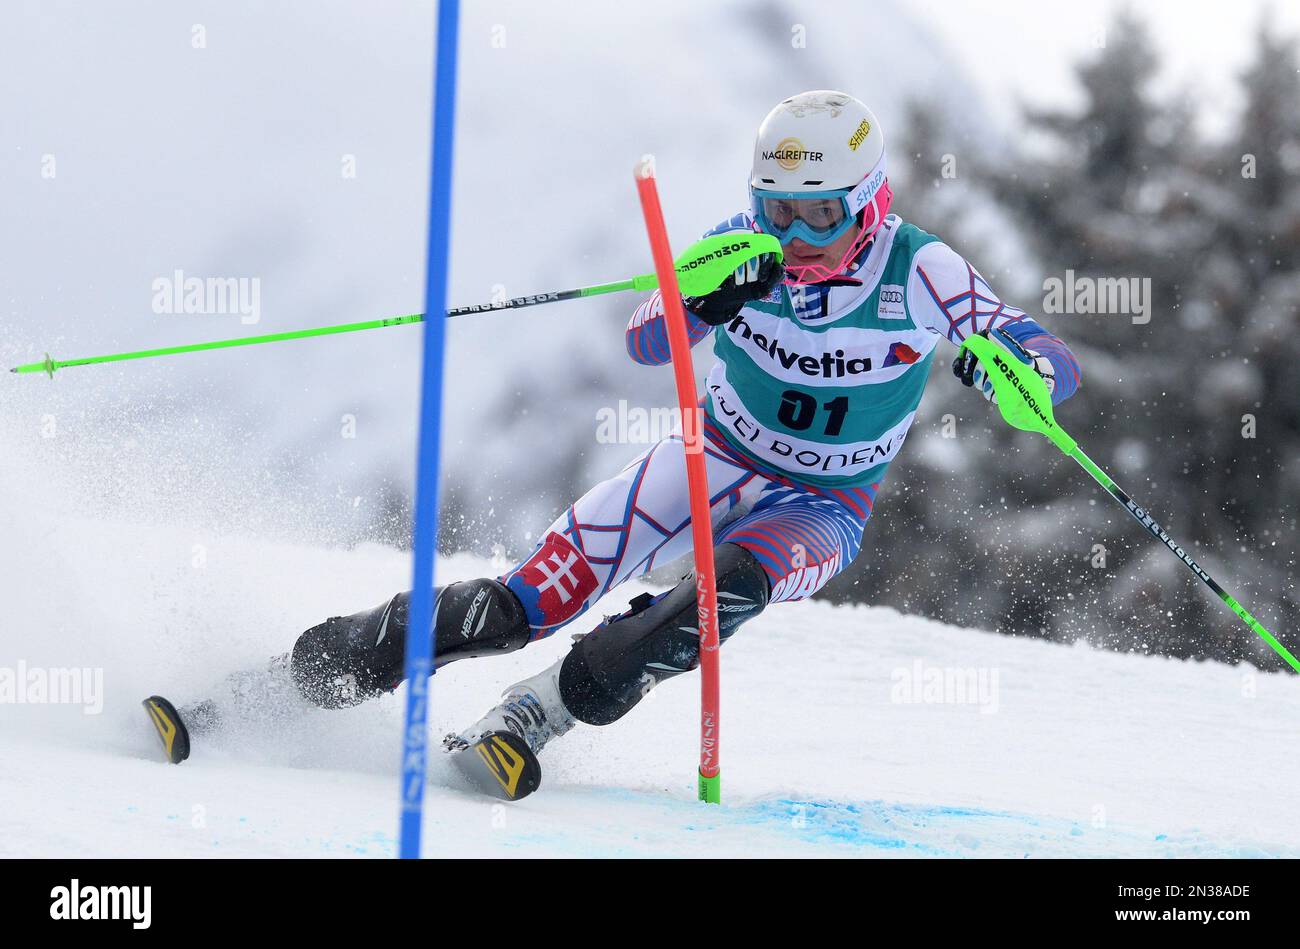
top-left (443, 657), bottom-right (576, 758)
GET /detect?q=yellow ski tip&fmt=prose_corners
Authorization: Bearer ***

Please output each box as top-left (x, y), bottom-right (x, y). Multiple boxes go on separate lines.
top-left (142, 695), bottom-right (191, 764)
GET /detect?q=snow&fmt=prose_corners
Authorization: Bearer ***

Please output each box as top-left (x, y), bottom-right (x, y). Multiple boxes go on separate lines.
top-left (3, 493), bottom-right (1298, 857)
top-left (3, 1), bottom-right (1297, 858)
top-left (3, 371), bottom-right (1298, 859)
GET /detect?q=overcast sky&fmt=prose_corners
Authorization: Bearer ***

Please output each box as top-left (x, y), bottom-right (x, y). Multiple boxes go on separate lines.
top-left (911, 0), bottom-right (1299, 136)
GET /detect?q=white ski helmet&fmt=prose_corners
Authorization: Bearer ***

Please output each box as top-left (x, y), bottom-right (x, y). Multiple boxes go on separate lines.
top-left (749, 90), bottom-right (892, 284)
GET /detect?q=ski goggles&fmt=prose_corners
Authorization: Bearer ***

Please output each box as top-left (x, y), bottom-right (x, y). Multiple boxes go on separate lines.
top-left (751, 155), bottom-right (888, 248)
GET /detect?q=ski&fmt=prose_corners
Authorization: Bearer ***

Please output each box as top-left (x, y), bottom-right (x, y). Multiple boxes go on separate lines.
top-left (445, 731), bottom-right (541, 801)
top-left (142, 695), bottom-right (192, 764)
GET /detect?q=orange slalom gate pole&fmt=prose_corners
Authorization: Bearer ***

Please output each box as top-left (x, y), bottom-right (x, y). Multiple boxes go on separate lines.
top-left (632, 161), bottom-right (722, 803)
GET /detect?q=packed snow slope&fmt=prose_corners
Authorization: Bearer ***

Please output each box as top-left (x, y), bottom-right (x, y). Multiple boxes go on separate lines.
top-left (3, 464), bottom-right (1298, 857)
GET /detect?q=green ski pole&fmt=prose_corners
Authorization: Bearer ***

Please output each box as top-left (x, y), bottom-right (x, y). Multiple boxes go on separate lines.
top-left (960, 333), bottom-right (1299, 673)
top-left (11, 232), bottom-right (781, 379)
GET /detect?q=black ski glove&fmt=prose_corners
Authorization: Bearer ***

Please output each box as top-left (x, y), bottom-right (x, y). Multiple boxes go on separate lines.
top-left (952, 327), bottom-right (1056, 404)
top-left (683, 252), bottom-right (784, 326)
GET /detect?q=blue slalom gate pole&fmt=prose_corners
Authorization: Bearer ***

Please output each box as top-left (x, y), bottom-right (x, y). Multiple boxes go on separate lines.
top-left (399, 0), bottom-right (460, 860)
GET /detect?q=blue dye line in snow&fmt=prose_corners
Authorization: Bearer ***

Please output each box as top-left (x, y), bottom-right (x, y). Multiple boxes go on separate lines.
top-left (400, 784), bottom-right (1293, 858)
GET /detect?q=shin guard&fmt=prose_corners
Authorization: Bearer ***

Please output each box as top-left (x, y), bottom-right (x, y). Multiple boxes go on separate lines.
top-left (290, 578), bottom-right (530, 709)
top-left (557, 544), bottom-right (769, 726)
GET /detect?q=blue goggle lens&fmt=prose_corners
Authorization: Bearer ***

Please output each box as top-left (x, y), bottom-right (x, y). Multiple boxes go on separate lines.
top-left (753, 190), bottom-right (856, 247)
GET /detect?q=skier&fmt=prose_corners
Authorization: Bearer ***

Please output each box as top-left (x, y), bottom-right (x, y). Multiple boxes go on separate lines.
top-left (146, 91), bottom-right (1081, 797)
